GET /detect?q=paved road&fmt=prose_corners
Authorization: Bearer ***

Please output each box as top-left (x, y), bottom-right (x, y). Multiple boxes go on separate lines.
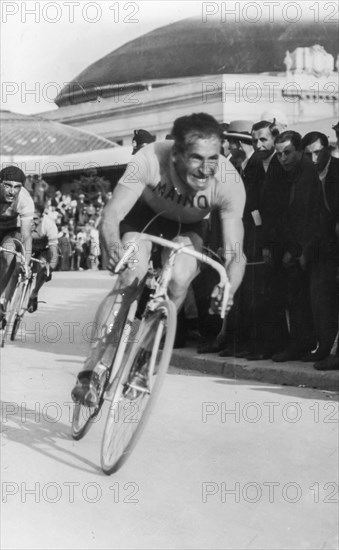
top-left (1, 272), bottom-right (338, 550)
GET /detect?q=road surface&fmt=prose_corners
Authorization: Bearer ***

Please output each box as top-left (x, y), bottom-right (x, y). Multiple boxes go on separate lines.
top-left (1, 271), bottom-right (338, 550)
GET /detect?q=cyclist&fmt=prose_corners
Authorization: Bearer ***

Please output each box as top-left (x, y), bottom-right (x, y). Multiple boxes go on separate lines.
top-left (72, 112), bottom-right (246, 406)
top-left (27, 204), bottom-right (59, 313)
top-left (0, 166), bottom-right (34, 323)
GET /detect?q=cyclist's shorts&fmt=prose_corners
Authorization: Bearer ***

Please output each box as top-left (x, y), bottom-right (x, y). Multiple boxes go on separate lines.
top-left (120, 200), bottom-right (208, 252)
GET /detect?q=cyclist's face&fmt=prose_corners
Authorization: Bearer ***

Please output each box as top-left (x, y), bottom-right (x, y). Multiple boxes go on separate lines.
top-left (32, 214), bottom-right (42, 230)
top-left (0, 181), bottom-right (22, 203)
top-left (174, 135), bottom-right (220, 193)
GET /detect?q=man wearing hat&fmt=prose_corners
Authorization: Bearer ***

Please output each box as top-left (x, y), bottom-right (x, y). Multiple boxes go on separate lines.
top-left (223, 120), bottom-right (255, 174)
top-left (0, 166), bottom-right (34, 321)
top-left (132, 129), bottom-right (156, 155)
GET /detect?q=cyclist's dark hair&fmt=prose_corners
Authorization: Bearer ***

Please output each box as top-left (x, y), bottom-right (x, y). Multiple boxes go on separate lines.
top-left (171, 113), bottom-right (222, 152)
top-left (34, 204), bottom-right (45, 216)
top-left (0, 165), bottom-right (26, 184)
top-left (275, 130), bottom-right (302, 151)
top-left (301, 131), bottom-right (329, 150)
top-left (251, 119), bottom-right (280, 138)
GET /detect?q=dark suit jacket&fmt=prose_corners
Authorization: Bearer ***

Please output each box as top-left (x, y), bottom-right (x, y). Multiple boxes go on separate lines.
top-left (262, 155), bottom-right (321, 263)
top-left (319, 157), bottom-right (339, 262)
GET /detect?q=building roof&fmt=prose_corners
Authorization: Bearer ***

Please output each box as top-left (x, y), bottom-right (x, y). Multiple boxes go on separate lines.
top-left (55, 18), bottom-right (339, 106)
top-left (15, 146), bottom-right (133, 175)
top-left (0, 110), bottom-right (118, 156)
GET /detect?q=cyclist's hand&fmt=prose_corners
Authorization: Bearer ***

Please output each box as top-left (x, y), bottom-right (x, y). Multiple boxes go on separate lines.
top-left (107, 243), bottom-right (138, 273)
top-left (43, 262), bottom-right (52, 280)
top-left (209, 284), bottom-right (233, 315)
top-left (208, 285), bottom-right (233, 315)
top-left (106, 250), bottom-right (123, 273)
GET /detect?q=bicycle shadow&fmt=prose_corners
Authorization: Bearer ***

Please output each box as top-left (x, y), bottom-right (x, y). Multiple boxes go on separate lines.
top-left (0, 399), bottom-right (102, 475)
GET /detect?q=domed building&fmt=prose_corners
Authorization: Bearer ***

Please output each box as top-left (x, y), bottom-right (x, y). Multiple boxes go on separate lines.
top-left (42, 17), bottom-right (339, 144)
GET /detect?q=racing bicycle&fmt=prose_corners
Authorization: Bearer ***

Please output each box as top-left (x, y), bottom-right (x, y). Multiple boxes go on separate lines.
top-left (0, 243), bottom-right (49, 346)
top-left (71, 233), bottom-right (230, 475)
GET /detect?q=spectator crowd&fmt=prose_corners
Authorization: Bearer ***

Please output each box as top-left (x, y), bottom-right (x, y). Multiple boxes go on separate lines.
top-left (194, 117), bottom-right (339, 371)
top-left (24, 176), bottom-right (111, 272)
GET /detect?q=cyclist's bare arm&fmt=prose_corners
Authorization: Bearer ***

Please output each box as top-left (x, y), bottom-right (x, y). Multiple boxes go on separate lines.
top-left (100, 184), bottom-right (143, 271)
top-left (48, 243), bottom-right (59, 270)
top-left (219, 217), bottom-right (246, 311)
top-left (21, 218), bottom-right (32, 264)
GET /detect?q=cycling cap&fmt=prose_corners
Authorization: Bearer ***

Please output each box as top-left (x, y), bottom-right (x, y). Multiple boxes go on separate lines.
top-left (133, 129), bottom-right (155, 147)
top-left (0, 165), bottom-right (26, 184)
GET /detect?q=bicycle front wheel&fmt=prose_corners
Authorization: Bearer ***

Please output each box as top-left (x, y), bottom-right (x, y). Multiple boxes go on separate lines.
top-left (11, 280), bottom-right (31, 341)
top-left (71, 398), bottom-right (105, 440)
top-left (4, 281), bottom-right (24, 343)
top-left (100, 299), bottom-right (176, 475)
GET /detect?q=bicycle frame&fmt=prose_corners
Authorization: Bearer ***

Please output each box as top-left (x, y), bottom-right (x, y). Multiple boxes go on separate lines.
top-left (0, 244), bottom-right (47, 342)
top-left (98, 234), bottom-right (230, 474)
top-left (115, 233), bottom-right (230, 318)
top-left (11, 256), bottom-right (44, 321)
top-left (103, 233), bottom-right (230, 401)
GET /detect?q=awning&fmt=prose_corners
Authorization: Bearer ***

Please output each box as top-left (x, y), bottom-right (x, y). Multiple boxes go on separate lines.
top-left (0, 146), bottom-right (132, 175)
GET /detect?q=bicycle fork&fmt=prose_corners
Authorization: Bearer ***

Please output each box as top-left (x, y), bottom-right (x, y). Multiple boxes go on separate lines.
top-left (104, 300), bottom-right (139, 401)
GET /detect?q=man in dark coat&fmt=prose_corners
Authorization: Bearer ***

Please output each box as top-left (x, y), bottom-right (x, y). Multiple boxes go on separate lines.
top-left (264, 131), bottom-right (321, 361)
top-left (302, 131), bottom-right (339, 369)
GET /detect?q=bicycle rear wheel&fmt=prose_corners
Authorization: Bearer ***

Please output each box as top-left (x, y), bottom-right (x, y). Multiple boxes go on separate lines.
top-left (100, 299), bottom-right (176, 475)
top-left (3, 281), bottom-right (23, 344)
top-left (71, 290), bottom-right (141, 441)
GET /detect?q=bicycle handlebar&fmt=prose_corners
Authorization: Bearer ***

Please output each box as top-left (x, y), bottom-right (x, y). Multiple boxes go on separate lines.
top-left (0, 245), bottom-right (26, 263)
top-left (115, 233), bottom-right (231, 319)
top-left (0, 246), bottom-right (50, 277)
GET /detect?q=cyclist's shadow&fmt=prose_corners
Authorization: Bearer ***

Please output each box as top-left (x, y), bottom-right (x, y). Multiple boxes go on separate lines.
top-left (0, 399), bottom-right (101, 474)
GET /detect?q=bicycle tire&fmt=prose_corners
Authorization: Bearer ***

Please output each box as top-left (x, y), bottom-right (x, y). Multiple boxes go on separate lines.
top-left (71, 399), bottom-right (105, 441)
top-left (10, 280), bottom-right (32, 341)
top-left (0, 325), bottom-right (5, 347)
top-left (71, 289), bottom-right (142, 441)
top-left (3, 281), bottom-right (23, 343)
top-left (100, 299), bottom-right (176, 475)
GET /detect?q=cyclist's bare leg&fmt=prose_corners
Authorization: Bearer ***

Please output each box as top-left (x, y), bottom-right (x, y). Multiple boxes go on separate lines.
top-left (71, 232), bottom-right (151, 405)
top-left (87, 231), bottom-right (152, 349)
top-left (162, 235), bottom-right (200, 310)
top-left (0, 234), bottom-right (19, 306)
